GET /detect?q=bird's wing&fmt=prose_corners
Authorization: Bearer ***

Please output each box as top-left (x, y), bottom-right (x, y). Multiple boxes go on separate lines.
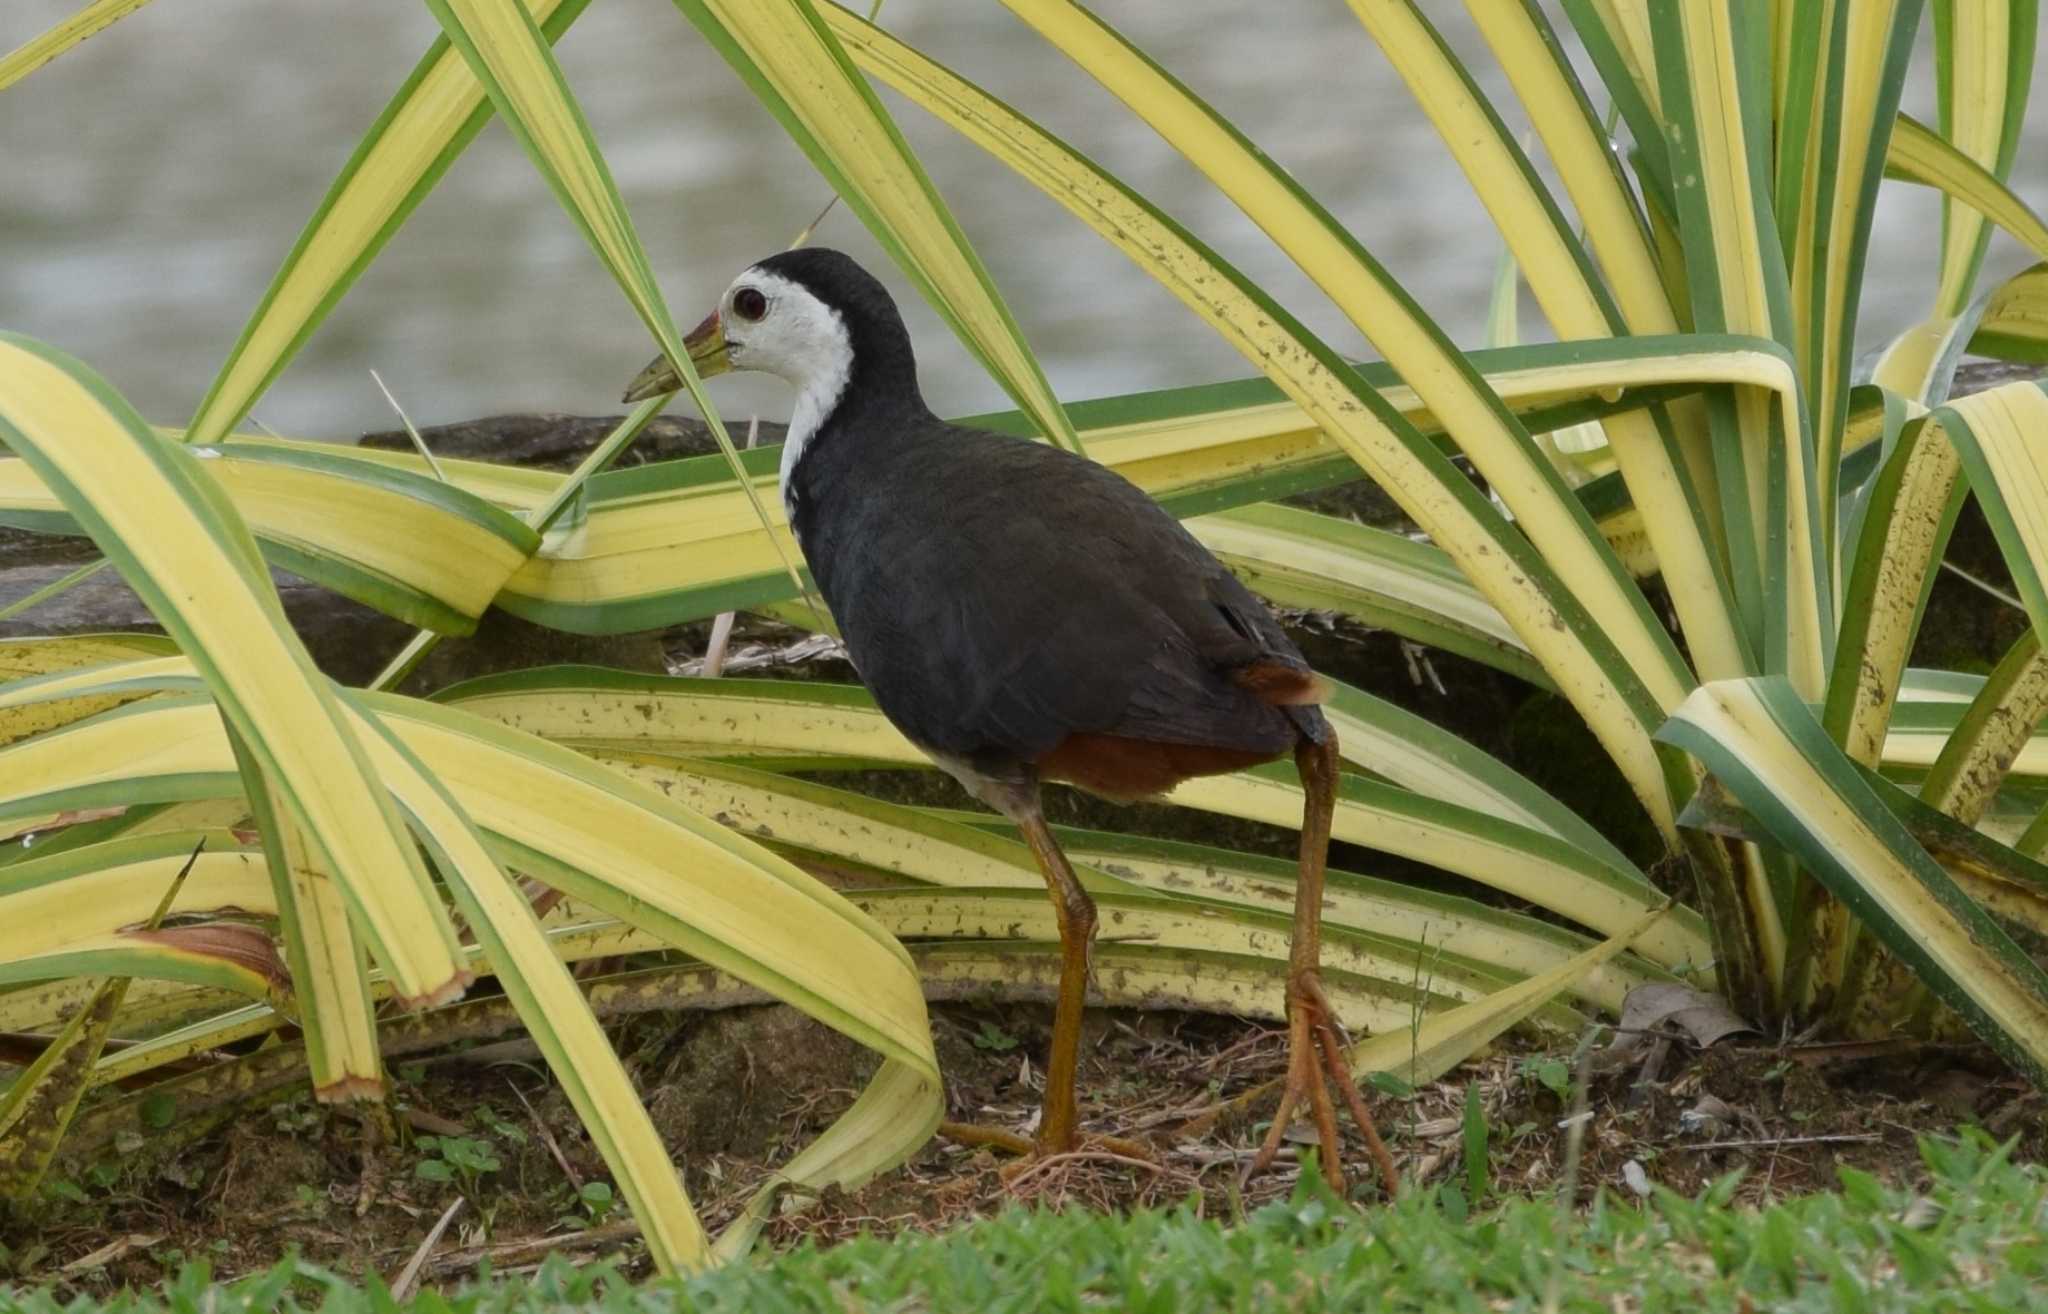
top-left (823, 433), bottom-right (1307, 764)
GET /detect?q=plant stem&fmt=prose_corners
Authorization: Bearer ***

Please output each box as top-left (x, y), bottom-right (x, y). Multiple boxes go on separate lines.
top-left (0, 558), bottom-right (110, 622)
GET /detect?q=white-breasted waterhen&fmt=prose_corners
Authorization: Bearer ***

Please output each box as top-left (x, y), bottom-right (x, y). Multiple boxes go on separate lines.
top-left (625, 248), bottom-right (1395, 1195)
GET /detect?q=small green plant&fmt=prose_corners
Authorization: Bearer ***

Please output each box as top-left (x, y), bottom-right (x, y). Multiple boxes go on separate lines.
top-left (565, 1181), bottom-right (619, 1229)
top-left (40, 1178), bottom-right (86, 1206)
top-left (471, 1103), bottom-right (530, 1145)
top-left (1518, 1055), bottom-right (1573, 1102)
top-left (413, 1134), bottom-right (503, 1198)
top-left (969, 1021), bottom-right (1020, 1053)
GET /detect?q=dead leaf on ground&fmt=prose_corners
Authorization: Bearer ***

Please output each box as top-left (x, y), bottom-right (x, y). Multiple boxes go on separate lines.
top-left (1602, 983), bottom-right (1756, 1068)
top-left (59, 1233), bottom-right (164, 1275)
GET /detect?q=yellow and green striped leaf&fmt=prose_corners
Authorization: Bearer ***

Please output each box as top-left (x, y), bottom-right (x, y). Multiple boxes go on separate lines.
top-left (422, 0), bottom-right (798, 601)
top-left (0, 0), bottom-right (159, 92)
top-left (1664, 677), bottom-right (2048, 1081)
top-left (0, 444), bottom-right (537, 634)
top-left (435, 668), bottom-right (1710, 971)
top-left (227, 721), bottom-right (384, 1100)
top-left (1968, 261), bottom-right (2048, 363)
top-left (1919, 629), bottom-right (2048, 827)
top-left (0, 678), bottom-right (943, 1267)
top-left (0, 337), bottom-right (466, 1005)
top-left (1823, 407), bottom-right (1965, 766)
top-left (1187, 504), bottom-right (1545, 689)
top-left (587, 754), bottom-right (1666, 1013)
top-left (1885, 113), bottom-right (2048, 261)
top-left (1929, 0), bottom-right (2039, 316)
top-left (1358, 0), bottom-right (1745, 683)
top-left (185, 0), bottom-right (595, 447)
top-left (341, 700), bottom-right (709, 1273)
top-left (0, 634), bottom-right (176, 747)
top-left (1, 335), bottom-right (1796, 644)
top-left (0, 928), bottom-right (285, 1003)
top-left (1935, 381), bottom-right (2048, 635)
top-left (1344, 900), bottom-right (1672, 1087)
top-left (677, 0), bottom-right (1080, 454)
top-left (1780, 1), bottom-right (1920, 528)
top-left (1651, 2), bottom-right (1828, 693)
top-left (838, 3), bottom-right (1696, 842)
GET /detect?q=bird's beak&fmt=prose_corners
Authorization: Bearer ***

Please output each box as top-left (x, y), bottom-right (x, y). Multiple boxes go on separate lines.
top-left (620, 310), bottom-right (729, 403)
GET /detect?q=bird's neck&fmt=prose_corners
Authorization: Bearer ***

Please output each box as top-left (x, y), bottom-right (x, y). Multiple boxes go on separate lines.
top-left (777, 353), bottom-right (929, 526)
top-left (776, 354), bottom-right (852, 521)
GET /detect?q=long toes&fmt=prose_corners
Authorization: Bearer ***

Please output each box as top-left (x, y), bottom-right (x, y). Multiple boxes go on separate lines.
top-left (1252, 973), bottom-right (1400, 1199)
top-left (1083, 1131), bottom-right (1158, 1162)
top-left (996, 1131), bottom-right (1158, 1184)
top-left (1244, 1074), bottom-right (1304, 1182)
top-left (1311, 1021), bottom-right (1400, 1199)
top-left (939, 1120), bottom-right (1036, 1156)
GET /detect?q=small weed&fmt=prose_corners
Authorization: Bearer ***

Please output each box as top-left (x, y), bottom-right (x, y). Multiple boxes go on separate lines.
top-left (413, 1135), bottom-right (503, 1197)
top-left (556, 1180), bottom-right (619, 1230)
top-left (40, 1179), bottom-right (86, 1206)
top-left (970, 1021), bottom-right (1020, 1053)
top-left (138, 1094), bottom-right (177, 1131)
top-left (471, 1103), bottom-right (530, 1144)
top-left (1517, 1055), bottom-right (1573, 1101)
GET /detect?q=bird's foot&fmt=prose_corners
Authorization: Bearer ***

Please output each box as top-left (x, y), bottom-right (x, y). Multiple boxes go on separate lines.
top-left (938, 1120), bottom-right (1157, 1182)
top-left (1243, 971), bottom-right (1399, 1198)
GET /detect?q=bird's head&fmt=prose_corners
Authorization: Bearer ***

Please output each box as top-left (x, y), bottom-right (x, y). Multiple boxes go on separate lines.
top-left (621, 248), bottom-right (913, 407)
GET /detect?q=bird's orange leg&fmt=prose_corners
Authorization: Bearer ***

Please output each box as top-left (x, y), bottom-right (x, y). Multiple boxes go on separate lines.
top-left (1017, 803), bottom-right (1094, 1154)
top-left (1245, 732), bottom-right (1399, 1197)
top-left (939, 791), bottom-right (1151, 1170)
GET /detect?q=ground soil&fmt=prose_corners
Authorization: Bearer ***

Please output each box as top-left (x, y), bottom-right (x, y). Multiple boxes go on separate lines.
top-left (6, 997), bottom-right (2038, 1294)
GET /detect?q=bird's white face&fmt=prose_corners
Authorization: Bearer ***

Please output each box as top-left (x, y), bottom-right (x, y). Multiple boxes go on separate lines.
top-left (720, 268), bottom-right (853, 400)
top-left (717, 267), bottom-right (855, 518)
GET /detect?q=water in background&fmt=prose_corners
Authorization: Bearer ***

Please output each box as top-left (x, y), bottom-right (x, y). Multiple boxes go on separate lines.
top-left (4, 1), bottom-right (2044, 442)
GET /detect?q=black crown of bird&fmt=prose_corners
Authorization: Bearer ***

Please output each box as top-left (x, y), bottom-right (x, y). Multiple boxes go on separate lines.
top-left (627, 247), bottom-right (1396, 1194)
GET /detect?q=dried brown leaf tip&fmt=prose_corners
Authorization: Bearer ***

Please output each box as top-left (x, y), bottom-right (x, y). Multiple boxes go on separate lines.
top-left (124, 922), bottom-right (291, 993)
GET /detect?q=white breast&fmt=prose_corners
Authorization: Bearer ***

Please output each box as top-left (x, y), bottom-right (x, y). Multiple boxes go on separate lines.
top-left (777, 344), bottom-right (850, 522)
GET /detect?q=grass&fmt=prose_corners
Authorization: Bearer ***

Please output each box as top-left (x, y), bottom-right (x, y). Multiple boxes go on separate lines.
top-left (5, 1129), bottom-right (2044, 1313)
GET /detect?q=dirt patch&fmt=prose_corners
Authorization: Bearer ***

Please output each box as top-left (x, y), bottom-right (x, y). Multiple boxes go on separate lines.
top-left (5, 999), bottom-right (2038, 1293)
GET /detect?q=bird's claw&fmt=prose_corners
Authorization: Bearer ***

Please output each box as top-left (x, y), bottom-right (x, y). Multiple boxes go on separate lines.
top-left (938, 1120), bottom-right (1158, 1182)
top-left (1243, 971), bottom-right (1399, 1198)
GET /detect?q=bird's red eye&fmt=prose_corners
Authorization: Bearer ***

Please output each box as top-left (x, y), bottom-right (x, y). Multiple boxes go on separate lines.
top-left (732, 287), bottom-right (768, 321)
